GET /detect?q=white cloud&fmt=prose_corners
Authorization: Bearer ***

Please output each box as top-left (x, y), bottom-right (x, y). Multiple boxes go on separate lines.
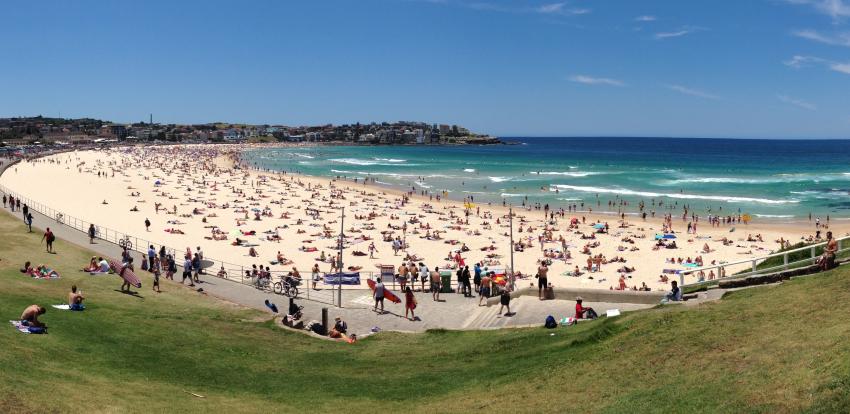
top-left (535, 2), bottom-right (589, 15)
top-left (783, 54), bottom-right (850, 75)
top-left (792, 29), bottom-right (850, 47)
top-left (777, 94), bottom-right (817, 110)
top-left (635, 15), bottom-right (656, 22)
top-left (830, 62), bottom-right (850, 73)
top-left (569, 75), bottom-right (625, 86)
top-left (654, 27), bottom-right (703, 40)
top-left (537, 3), bottom-right (565, 13)
top-left (666, 84), bottom-right (720, 100)
top-left (418, 0), bottom-right (591, 16)
top-left (783, 55), bottom-right (825, 68)
top-left (784, 0), bottom-right (850, 21)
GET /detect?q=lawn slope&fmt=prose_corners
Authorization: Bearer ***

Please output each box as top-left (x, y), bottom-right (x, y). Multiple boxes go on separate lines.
top-left (0, 212), bottom-right (849, 413)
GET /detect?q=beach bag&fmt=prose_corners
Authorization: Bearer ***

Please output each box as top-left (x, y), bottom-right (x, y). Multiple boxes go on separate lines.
top-left (544, 315), bottom-right (557, 329)
top-left (586, 309), bottom-right (599, 320)
top-left (46, 233), bottom-right (55, 243)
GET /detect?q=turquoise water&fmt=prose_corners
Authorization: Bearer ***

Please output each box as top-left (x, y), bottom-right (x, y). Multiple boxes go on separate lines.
top-left (243, 137), bottom-right (850, 220)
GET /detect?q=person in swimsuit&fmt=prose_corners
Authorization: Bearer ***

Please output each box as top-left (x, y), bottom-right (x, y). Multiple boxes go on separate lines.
top-left (537, 263), bottom-right (549, 300)
top-left (20, 305), bottom-right (46, 327)
top-left (69, 285), bottom-right (85, 310)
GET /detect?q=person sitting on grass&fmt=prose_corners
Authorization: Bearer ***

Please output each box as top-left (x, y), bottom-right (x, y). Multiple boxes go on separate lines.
top-left (98, 257), bottom-right (110, 273)
top-left (20, 261), bottom-right (34, 275)
top-left (82, 256), bottom-right (98, 272)
top-left (20, 305), bottom-right (46, 328)
top-left (328, 316), bottom-right (348, 339)
top-left (68, 285), bottom-right (85, 311)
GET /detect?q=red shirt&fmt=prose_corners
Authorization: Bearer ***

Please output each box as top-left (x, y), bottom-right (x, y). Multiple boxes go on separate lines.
top-left (575, 303), bottom-right (585, 319)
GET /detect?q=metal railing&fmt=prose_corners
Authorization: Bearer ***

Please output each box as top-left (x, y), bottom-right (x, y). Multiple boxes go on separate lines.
top-left (680, 235), bottom-right (849, 288)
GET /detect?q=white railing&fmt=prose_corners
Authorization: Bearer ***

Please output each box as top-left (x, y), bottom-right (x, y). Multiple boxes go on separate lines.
top-left (680, 235), bottom-right (850, 288)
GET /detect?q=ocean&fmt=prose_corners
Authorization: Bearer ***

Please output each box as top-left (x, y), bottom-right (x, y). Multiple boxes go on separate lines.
top-left (242, 137), bottom-right (850, 220)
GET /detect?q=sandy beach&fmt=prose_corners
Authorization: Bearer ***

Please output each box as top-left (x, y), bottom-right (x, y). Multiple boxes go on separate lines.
top-left (1, 144), bottom-right (845, 293)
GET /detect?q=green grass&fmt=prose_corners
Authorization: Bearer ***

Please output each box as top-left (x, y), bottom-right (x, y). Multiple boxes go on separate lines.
top-left (2, 211), bottom-right (850, 413)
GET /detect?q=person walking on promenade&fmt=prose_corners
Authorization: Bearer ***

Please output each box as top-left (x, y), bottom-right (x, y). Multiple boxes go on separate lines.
top-left (25, 212), bottom-right (33, 233)
top-left (373, 277), bottom-right (385, 314)
top-left (88, 224), bottom-right (96, 244)
top-left (404, 286), bottom-right (417, 321)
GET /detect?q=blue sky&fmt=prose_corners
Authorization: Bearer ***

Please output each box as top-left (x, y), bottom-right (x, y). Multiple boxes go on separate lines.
top-left (1, 0), bottom-right (849, 138)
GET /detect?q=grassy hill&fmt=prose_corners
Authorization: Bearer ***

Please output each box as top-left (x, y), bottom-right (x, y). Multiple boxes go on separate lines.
top-left (1, 211), bottom-right (849, 413)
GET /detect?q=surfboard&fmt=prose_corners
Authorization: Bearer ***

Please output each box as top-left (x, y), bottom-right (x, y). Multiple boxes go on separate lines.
top-left (367, 279), bottom-right (401, 304)
top-left (109, 259), bottom-right (142, 288)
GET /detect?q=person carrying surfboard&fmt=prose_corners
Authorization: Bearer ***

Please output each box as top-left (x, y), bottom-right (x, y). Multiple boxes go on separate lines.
top-left (119, 257), bottom-right (135, 293)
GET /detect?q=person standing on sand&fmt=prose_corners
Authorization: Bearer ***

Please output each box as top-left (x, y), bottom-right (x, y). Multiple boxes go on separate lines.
top-left (144, 218), bottom-right (151, 231)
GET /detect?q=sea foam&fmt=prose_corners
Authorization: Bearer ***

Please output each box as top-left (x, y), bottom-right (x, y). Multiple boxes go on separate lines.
top-left (550, 184), bottom-right (798, 204)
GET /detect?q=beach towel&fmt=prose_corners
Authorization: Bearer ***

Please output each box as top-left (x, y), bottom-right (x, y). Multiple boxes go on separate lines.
top-left (9, 320), bottom-right (44, 334)
top-left (51, 305), bottom-right (71, 310)
top-left (10, 320), bottom-right (29, 333)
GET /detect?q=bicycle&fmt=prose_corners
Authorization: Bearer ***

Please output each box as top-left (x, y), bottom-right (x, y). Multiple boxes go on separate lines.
top-left (55, 213), bottom-right (64, 224)
top-left (273, 276), bottom-right (300, 298)
top-left (118, 236), bottom-right (133, 251)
